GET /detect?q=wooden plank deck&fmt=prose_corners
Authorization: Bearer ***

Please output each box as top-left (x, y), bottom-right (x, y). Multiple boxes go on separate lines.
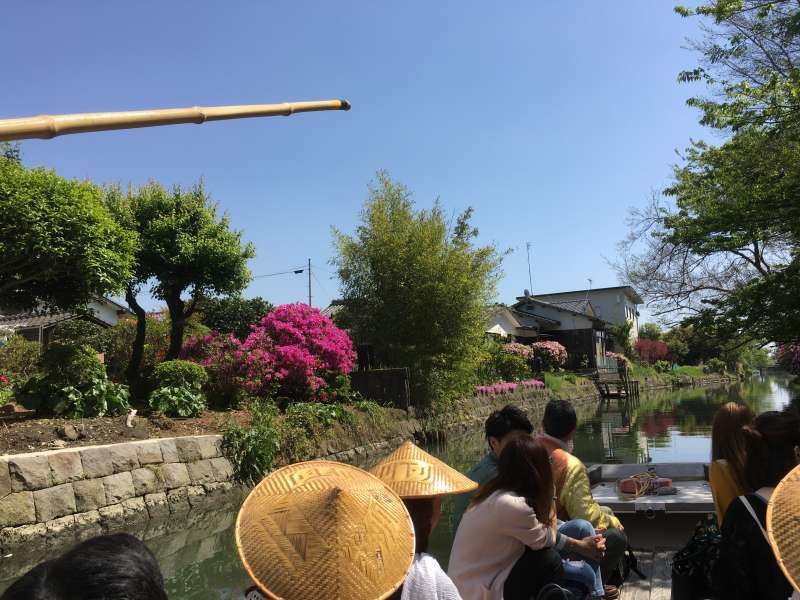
top-left (620, 550), bottom-right (672, 600)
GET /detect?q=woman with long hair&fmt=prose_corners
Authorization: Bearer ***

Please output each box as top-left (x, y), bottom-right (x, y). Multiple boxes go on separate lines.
top-left (709, 402), bottom-right (754, 524)
top-left (448, 436), bottom-right (606, 600)
top-left (713, 408), bottom-right (800, 600)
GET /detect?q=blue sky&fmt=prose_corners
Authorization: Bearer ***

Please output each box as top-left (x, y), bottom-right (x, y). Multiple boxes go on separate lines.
top-left (3, 1), bottom-right (707, 317)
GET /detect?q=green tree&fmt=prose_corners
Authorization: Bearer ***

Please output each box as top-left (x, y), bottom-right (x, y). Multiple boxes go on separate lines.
top-left (610, 321), bottom-right (635, 358)
top-left (639, 323), bottom-right (663, 341)
top-left (333, 172), bottom-right (503, 411)
top-left (0, 157), bottom-right (136, 312)
top-left (199, 295), bottom-right (272, 340)
top-left (111, 182), bottom-right (254, 379)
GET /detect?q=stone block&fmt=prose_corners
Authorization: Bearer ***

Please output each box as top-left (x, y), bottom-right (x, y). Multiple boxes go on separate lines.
top-left (132, 467), bottom-right (163, 496)
top-left (8, 455), bottom-right (53, 491)
top-left (73, 478), bottom-right (107, 512)
top-left (166, 487), bottom-right (190, 514)
top-left (33, 483), bottom-right (76, 522)
top-left (162, 463), bottom-right (190, 489)
top-left (186, 459), bottom-right (215, 485)
top-left (0, 491), bottom-right (35, 527)
top-left (175, 437), bottom-right (203, 462)
top-left (160, 439), bottom-right (180, 463)
top-left (136, 441), bottom-right (164, 465)
top-left (0, 522), bottom-right (46, 548)
top-left (209, 457), bottom-right (233, 482)
top-left (73, 510), bottom-right (103, 540)
top-left (98, 503), bottom-right (125, 529)
top-left (102, 472), bottom-right (135, 503)
top-left (0, 459), bottom-right (11, 499)
top-left (108, 444), bottom-right (139, 473)
top-left (186, 485), bottom-right (207, 508)
top-left (44, 514), bottom-right (76, 540)
top-left (121, 497), bottom-right (148, 524)
top-left (144, 492), bottom-right (169, 519)
top-left (48, 452), bottom-right (84, 485)
top-left (197, 436), bottom-right (222, 459)
top-left (80, 447), bottom-right (113, 478)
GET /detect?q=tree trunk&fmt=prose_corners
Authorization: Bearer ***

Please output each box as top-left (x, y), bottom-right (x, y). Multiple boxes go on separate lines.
top-left (125, 286), bottom-right (147, 389)
top-left (165, 294), bottom-right (186, 361)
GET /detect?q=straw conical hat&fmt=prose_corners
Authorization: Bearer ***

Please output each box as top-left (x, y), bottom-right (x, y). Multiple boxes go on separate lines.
top-left (370, 440), bottom-right (479, 499)
top-left (235, 460), bottom-right (415, 600)
top-left (767, 463), bottom-right (800, 594)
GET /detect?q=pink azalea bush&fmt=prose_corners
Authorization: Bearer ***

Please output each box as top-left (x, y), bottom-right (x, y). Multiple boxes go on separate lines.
top-left (475, 379), bottom-right (544, 397)
top-left (503, 342), bottom-right (533, 359)
top-left (606, 351), bottom-right (631, 366)
top-left (777, 342), bottom-right (800, 374)
top-left (180, 333), bottom-right (246, 407)
top-left (531, 341), bottom-right (567, 371)
top-left (182, 303), bottom-right (355, 404)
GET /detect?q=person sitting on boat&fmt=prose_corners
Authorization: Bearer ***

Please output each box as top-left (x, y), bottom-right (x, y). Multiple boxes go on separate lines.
top-left (712, 408), bottom-right (800, 600)
top-left (448, 436), bottom-right (607, 600)
top-left (371, 440), bottom-right (477, 600)
top-left (535, 399), bottom-right (627, 591)
top-left (709, 402), bottom-right (753, 525)
top-left (451, 404), bottom-right (533, 531)
top-left (1, 533), bottom-right (168, 600)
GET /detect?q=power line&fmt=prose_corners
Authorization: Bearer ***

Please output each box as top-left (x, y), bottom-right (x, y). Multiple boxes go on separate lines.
top-left (252, 266), bottom-right (306, 279)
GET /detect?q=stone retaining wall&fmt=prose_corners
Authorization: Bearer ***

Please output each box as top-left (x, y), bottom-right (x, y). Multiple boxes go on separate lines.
top-left (0, 435), bottom-right (237, 552)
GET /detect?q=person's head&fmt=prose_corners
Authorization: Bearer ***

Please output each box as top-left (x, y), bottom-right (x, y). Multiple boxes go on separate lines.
top-left (403, 497), bottom-right (442, 554)
top-left (711, 402), bottom-right (754, 488)
top-left (485, 404), bottom-right (533, 456)
top-left (471, 435), bottom-right (554, 525)
top-left (542, 399), bottom-right (577, 442)
top-left (743, 408), bottom-right (800, 490)
top-left (1, 533), bottom-right (167, 600)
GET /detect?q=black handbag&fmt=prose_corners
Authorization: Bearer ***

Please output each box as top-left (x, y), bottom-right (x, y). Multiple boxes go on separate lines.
top-left (671, 513), bottom-right (721, 600)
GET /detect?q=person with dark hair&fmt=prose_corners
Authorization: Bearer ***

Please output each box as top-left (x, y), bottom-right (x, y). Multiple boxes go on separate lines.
top-left (448, 436), bottom-right (606, 600)
top-left (709, 402), bottom-right (754, 524)
top-left (1, 533), bottom-right (168, 600)
top-left (451, 404), bottom-right (533, 530)
top-left (713, 408), bottom-right (800, 600)
top-left (537, 399), bottom-right (626, 596)
top-left (371, 441), bottom-right (476, 600)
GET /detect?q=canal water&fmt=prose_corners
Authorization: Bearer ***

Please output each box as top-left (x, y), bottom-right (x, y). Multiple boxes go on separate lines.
top-left (1, 376), bottom-right (795, 598)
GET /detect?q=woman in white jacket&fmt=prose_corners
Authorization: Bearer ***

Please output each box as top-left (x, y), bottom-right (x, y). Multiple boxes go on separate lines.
top-left (448, 436), bottom-right (605, 600)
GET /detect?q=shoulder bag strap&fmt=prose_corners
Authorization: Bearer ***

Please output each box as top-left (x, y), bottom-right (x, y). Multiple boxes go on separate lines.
top-left (738, 495), bottom-right (770, 545)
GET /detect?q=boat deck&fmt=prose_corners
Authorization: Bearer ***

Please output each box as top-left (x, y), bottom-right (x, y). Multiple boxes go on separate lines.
top-left (619, 549), bottom-right (672, 600)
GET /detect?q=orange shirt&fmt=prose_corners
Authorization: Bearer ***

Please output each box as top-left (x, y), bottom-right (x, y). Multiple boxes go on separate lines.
top-left (709, 459), bottom-right (745, 525)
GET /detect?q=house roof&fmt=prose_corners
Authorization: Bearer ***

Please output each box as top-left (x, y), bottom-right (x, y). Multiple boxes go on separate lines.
top-left (513, 297), bottom-right (607, 326)
top-left (321, 300), bottom-right (344, 318)
top-left (546, 299), bottom-right (594, 316)
top-left (0, 312), bottom-right (76, 330)
top-left (533, 286), bottom-right (644, 305)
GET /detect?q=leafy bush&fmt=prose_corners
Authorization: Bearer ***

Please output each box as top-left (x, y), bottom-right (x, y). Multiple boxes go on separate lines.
top-left (222, 399), bottom-right (280, 486)
top-left (50, 320), bottom-right (109, 353)
top-left (148, 386), bottom-right (206, 418)
top-left (531, 341), bottom-right (567, 372)
top-left (777, 342), bottom-right (800, 374)
top-left (18, 344), bottom-right (129, 418)
top-left (703, 358), bottom-right (727, 374)
top-left (654, 360), bottom-right (672, 373)
top-left (151, 360), bottom-right (208, 390)
top-left (0, 373), bottom-right (12, 404)
top-left (200, 295), bottom-right (272, 340)
top-left (0, 335), bottom-right (40, 384)
top-left (280, 402), bottom-right (358, 458)
top-left (181, 333), bottom-right (247, 408)
top-left (635, 339), bottom-right (670, 363)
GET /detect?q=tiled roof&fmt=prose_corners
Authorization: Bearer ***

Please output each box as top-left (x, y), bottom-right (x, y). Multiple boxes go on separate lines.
top-left (0, 312), bottom-right (75, 329)
top-left (547, 299), bottom-right (591, 314)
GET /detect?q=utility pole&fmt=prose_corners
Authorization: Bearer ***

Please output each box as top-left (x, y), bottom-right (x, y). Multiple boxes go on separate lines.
top-left (526, 242), bottom-right (533, 293)
top-left (307, 258), bottom-right (312, 307)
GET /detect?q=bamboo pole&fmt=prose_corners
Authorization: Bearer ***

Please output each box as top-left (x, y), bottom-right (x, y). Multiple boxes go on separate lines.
top-left (0, 99), bottom-right (351, 142)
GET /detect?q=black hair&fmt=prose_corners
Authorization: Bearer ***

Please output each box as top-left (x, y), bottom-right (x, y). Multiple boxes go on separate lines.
top-left (485, 404), bottom-right (533, 442)
top-left (1, 533), bottom-right (168, 600)
top-left (743, 408), bottom-right (800, 490)
top-left (542, 399), bottom-right (577, 439)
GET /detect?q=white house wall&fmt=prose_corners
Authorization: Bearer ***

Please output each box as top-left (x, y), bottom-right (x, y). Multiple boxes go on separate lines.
top-left (534, 291), bottom-right (638, 340)
top-left (88, 300), bottom-right (124, 327)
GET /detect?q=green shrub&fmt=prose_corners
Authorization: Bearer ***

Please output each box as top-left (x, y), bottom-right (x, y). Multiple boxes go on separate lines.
top-left (50, 320), bottom-right (108, 353)
top-left (18, 344), bottom-right (130, 418)
top-left (151, 360), bottom-right (208, 390)
top-left (280, 402), bottom-right (357, 458)
top-left (148, 386), bottom-right (206, 417)
top-left (544, 373), bottom-right (563, 392)
top-left (654, 360), bottom-right (672, 373)
top-left (222, 399), bottom-right (280, 485)
top-left (0, 335), bottom-right (41, 384)
top-left (564, 373), bottom-right (577, 384)
top-left (703, 358), bottom-right (727, 374)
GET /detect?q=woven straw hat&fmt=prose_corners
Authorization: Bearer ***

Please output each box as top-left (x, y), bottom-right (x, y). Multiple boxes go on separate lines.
top-left (767, 463), bottom-right (800, 594)
top-left (369, 440), bottom-right (479, 499)
top-left (235, 460), bottom-right (415, 600)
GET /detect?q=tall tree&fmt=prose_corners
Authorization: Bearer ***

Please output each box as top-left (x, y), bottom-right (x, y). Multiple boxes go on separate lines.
top-left (114, 181), bottom-right (254, 373)
top-left (199, 295), bottom-right (272, 340)
top-left (0, 157), bottom-right (135, 312)
top-left (618, 1), bottom-right (800, 343)
top-left (333, 172), bottom-right (503, 411)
